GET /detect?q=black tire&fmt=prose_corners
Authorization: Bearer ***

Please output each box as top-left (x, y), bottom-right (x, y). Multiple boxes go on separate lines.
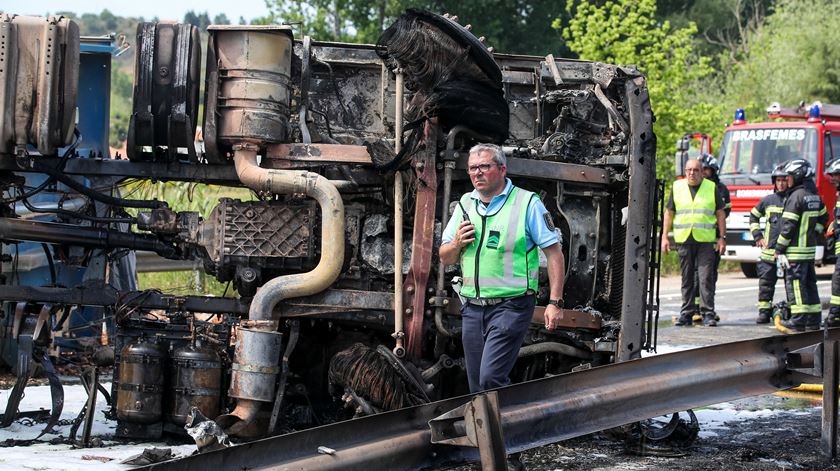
top-left (740, 262), bottom-right (759, 278)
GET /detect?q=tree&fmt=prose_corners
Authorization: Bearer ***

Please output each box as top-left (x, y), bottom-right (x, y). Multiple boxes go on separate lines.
top-left (109, 69), bottom-right (133, 148)
top-left (100, 9), bottom-right (119, 31)
top-left (184, 10), bottom-right (199, 27)
top-left (722, 0), bottom-right (840, 118)
top-left (422, 1), bottom-right (571, 56)
top-left (183, 11), bottom-right (211, 29)
top-left (213, 13), bottom-right (231, 25)
top-left (256, 1), bottom-right (354, 41)
top-left (559, 0), bottom-right (725, 177)
top-left (657, 0), bottom-right (771, 60)
top-left (259, 0), bottom-right (570, 55)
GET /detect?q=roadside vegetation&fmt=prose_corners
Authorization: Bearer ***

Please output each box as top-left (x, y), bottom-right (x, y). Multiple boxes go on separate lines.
top-left (48, 0), bottom-right (840, 280)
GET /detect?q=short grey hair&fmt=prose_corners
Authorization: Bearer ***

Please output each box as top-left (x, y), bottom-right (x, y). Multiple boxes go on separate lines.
top-left (469, 143), bottom-right (506, 166)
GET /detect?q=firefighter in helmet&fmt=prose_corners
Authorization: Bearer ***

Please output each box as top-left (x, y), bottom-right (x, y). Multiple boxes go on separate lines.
top-left (701, 154), bottom-right (732, 217)
top-left (775, 159), bottom-right (827, 332)
top-left (824, 158), bottom-right (840, 327)
top-left (750, 163), bottom-right (790, 324)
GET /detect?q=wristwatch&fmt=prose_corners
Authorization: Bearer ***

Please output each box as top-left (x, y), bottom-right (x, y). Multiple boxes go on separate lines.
top-left (547, 299), bottom-right (564, 308)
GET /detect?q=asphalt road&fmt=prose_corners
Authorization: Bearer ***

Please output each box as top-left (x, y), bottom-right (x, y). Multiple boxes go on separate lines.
top-left (655, 264), bottom-right (835, 348)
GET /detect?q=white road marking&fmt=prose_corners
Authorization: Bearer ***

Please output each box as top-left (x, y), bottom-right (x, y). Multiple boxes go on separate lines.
top-left (660, 280), bottom-right (832, 299)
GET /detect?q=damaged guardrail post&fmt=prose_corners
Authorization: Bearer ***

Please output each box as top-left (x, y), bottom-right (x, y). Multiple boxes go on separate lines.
top-left (430, 391), bottom-right (507, 470)
top-left (823, 328), bottom-right (840, 459)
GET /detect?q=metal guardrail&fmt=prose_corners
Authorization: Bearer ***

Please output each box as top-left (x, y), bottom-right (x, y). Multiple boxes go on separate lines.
top-left (143, 330), bottom-right (834, 470)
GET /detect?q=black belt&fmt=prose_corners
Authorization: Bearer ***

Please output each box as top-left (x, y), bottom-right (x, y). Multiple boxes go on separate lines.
top-left (465, 295), bottom-right (524, 306)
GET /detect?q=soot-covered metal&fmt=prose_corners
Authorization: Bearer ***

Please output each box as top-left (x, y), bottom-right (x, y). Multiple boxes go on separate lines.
top-left (0, 8), bottom-right (657, 460)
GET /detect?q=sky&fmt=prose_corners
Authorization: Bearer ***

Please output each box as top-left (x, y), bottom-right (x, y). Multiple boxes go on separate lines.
top-left (4, 0), bottom-right (272, 23)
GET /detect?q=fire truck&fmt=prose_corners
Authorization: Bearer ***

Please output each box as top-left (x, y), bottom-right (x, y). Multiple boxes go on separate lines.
top-left (712, 103), bottom-right (840, 277)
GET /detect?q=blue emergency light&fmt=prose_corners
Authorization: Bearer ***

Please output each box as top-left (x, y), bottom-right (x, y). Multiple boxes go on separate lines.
top-left (808, 104), bottom-right (821, 122)
top-left (734, 108), bottom-right (746, 124)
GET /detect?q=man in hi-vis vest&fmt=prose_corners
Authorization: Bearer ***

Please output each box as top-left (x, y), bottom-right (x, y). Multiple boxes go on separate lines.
top-left (661, 158), bottom-right (727, 327)
top-left (440, 143), bottom-right (565, 393)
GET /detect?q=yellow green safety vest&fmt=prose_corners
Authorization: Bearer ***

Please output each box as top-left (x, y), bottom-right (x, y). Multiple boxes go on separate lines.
top-left (459, 186), bottom-right (540, 299)
top-left (672, 178), bottom-right (717, 243)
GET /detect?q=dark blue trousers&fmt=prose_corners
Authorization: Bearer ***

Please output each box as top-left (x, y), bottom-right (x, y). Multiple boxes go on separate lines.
top-left (461, 295), bottom-right (535, 393)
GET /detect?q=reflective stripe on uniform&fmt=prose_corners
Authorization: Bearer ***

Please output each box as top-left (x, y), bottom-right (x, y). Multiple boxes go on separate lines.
top-left (790, 304), bottom-right (822, 314)
top-left (793, 279), bottom-right (803, 306)
top-left (831, 295), bottom-right (840, 306)
top-left (502, 189), bottom-right (530, 279)
top-left (762, 205), bottom-right (784, 242)
top-left (463, 270), bottom-right (540, 289)
top-left (675, 209), bottom-right (715, 216)
top-left (673, 223), bottom-right (716, 229)
top-left (786, 246), bottom-right (817, 261)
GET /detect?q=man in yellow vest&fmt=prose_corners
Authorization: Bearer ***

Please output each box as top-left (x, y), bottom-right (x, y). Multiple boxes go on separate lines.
top-left (440, 143), bottom-right (565, 393)
top-left (661, 158), bottom-right (727, 326)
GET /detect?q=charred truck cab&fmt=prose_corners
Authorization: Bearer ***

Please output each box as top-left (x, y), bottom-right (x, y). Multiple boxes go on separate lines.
top-left (0, 11), bottom-right (658, 442)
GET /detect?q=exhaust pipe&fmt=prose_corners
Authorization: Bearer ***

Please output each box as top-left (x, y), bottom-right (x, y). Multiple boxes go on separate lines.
top-left (217, 144), bottom-right (345, 436)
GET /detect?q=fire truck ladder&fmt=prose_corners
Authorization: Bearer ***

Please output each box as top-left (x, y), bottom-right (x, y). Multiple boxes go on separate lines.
top-left (143, 330), bottom-right (840, 470)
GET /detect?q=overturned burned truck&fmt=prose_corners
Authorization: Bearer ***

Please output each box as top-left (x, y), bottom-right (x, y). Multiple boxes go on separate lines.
top-left (0, 10), bottom-right (658, 442)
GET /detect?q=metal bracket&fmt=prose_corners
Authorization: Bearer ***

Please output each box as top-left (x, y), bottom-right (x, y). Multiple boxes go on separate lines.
top-left (33, 304), bottom-right (52, 342)
top-left (11, 302), bottom-right (26, 340)
top-left (429, 391), bottom-right (507, 470)
top-left (428, 296), bottom-right (451, 308)
top-left (786, 344), bottom-right (822, 383)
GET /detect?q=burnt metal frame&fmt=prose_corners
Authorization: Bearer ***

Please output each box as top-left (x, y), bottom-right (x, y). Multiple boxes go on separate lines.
top-left (644, 178), bottom-right (666, 352)
top-left (0, 285), bottom-right (395, 318)
top-left (138, 331), bottom-right (829, 471)
top-left (0, 155), bottom-right (241, 185)
top-left (617, 76), bottom-right (657, 361)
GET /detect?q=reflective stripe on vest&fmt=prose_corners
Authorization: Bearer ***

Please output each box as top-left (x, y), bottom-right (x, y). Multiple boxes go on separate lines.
top-left (459, 186), bottom-right (540, 299)
top-left (672, 179), bottom-right (717, 243)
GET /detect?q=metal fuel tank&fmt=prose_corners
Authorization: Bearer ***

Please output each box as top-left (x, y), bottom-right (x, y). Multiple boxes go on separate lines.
top-left (166, 342), bottom-right (223, 426)
top-left (116, 337), bottom-right (166, 424)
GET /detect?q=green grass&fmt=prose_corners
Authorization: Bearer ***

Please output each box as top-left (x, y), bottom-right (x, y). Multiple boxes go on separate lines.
top-left (123, 181), bottom-right (256, 218)
top-left (138, 270), bottom-right (235, 297)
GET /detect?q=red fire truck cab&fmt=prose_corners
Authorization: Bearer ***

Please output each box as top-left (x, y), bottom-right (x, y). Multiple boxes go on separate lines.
top-left (717, 102), bottom-right (840, 277)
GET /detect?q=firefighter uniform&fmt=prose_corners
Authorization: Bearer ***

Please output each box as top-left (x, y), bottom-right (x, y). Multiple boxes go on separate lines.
top-left (667, 178), bottom-right (724, 324)
top-left (776, 183), bottom-right (827, 329)
top-left (829, 196), bottom-right (840, 326)
top-left (750, 190), bottom-right (787, 323)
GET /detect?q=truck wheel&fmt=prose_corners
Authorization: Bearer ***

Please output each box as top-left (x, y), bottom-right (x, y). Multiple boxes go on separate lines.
top-left (740, 262), bottom-right (758, 278)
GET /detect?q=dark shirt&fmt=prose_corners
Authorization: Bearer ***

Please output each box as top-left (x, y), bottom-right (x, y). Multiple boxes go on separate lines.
top-left (713, 178), bottom-right (732, 217)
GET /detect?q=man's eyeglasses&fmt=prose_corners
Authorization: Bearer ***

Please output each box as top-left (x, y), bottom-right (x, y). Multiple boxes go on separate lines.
top-left (685, 168), bottom-right (701, 173)
top-left (467, 163), bottom-right (499, 174)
